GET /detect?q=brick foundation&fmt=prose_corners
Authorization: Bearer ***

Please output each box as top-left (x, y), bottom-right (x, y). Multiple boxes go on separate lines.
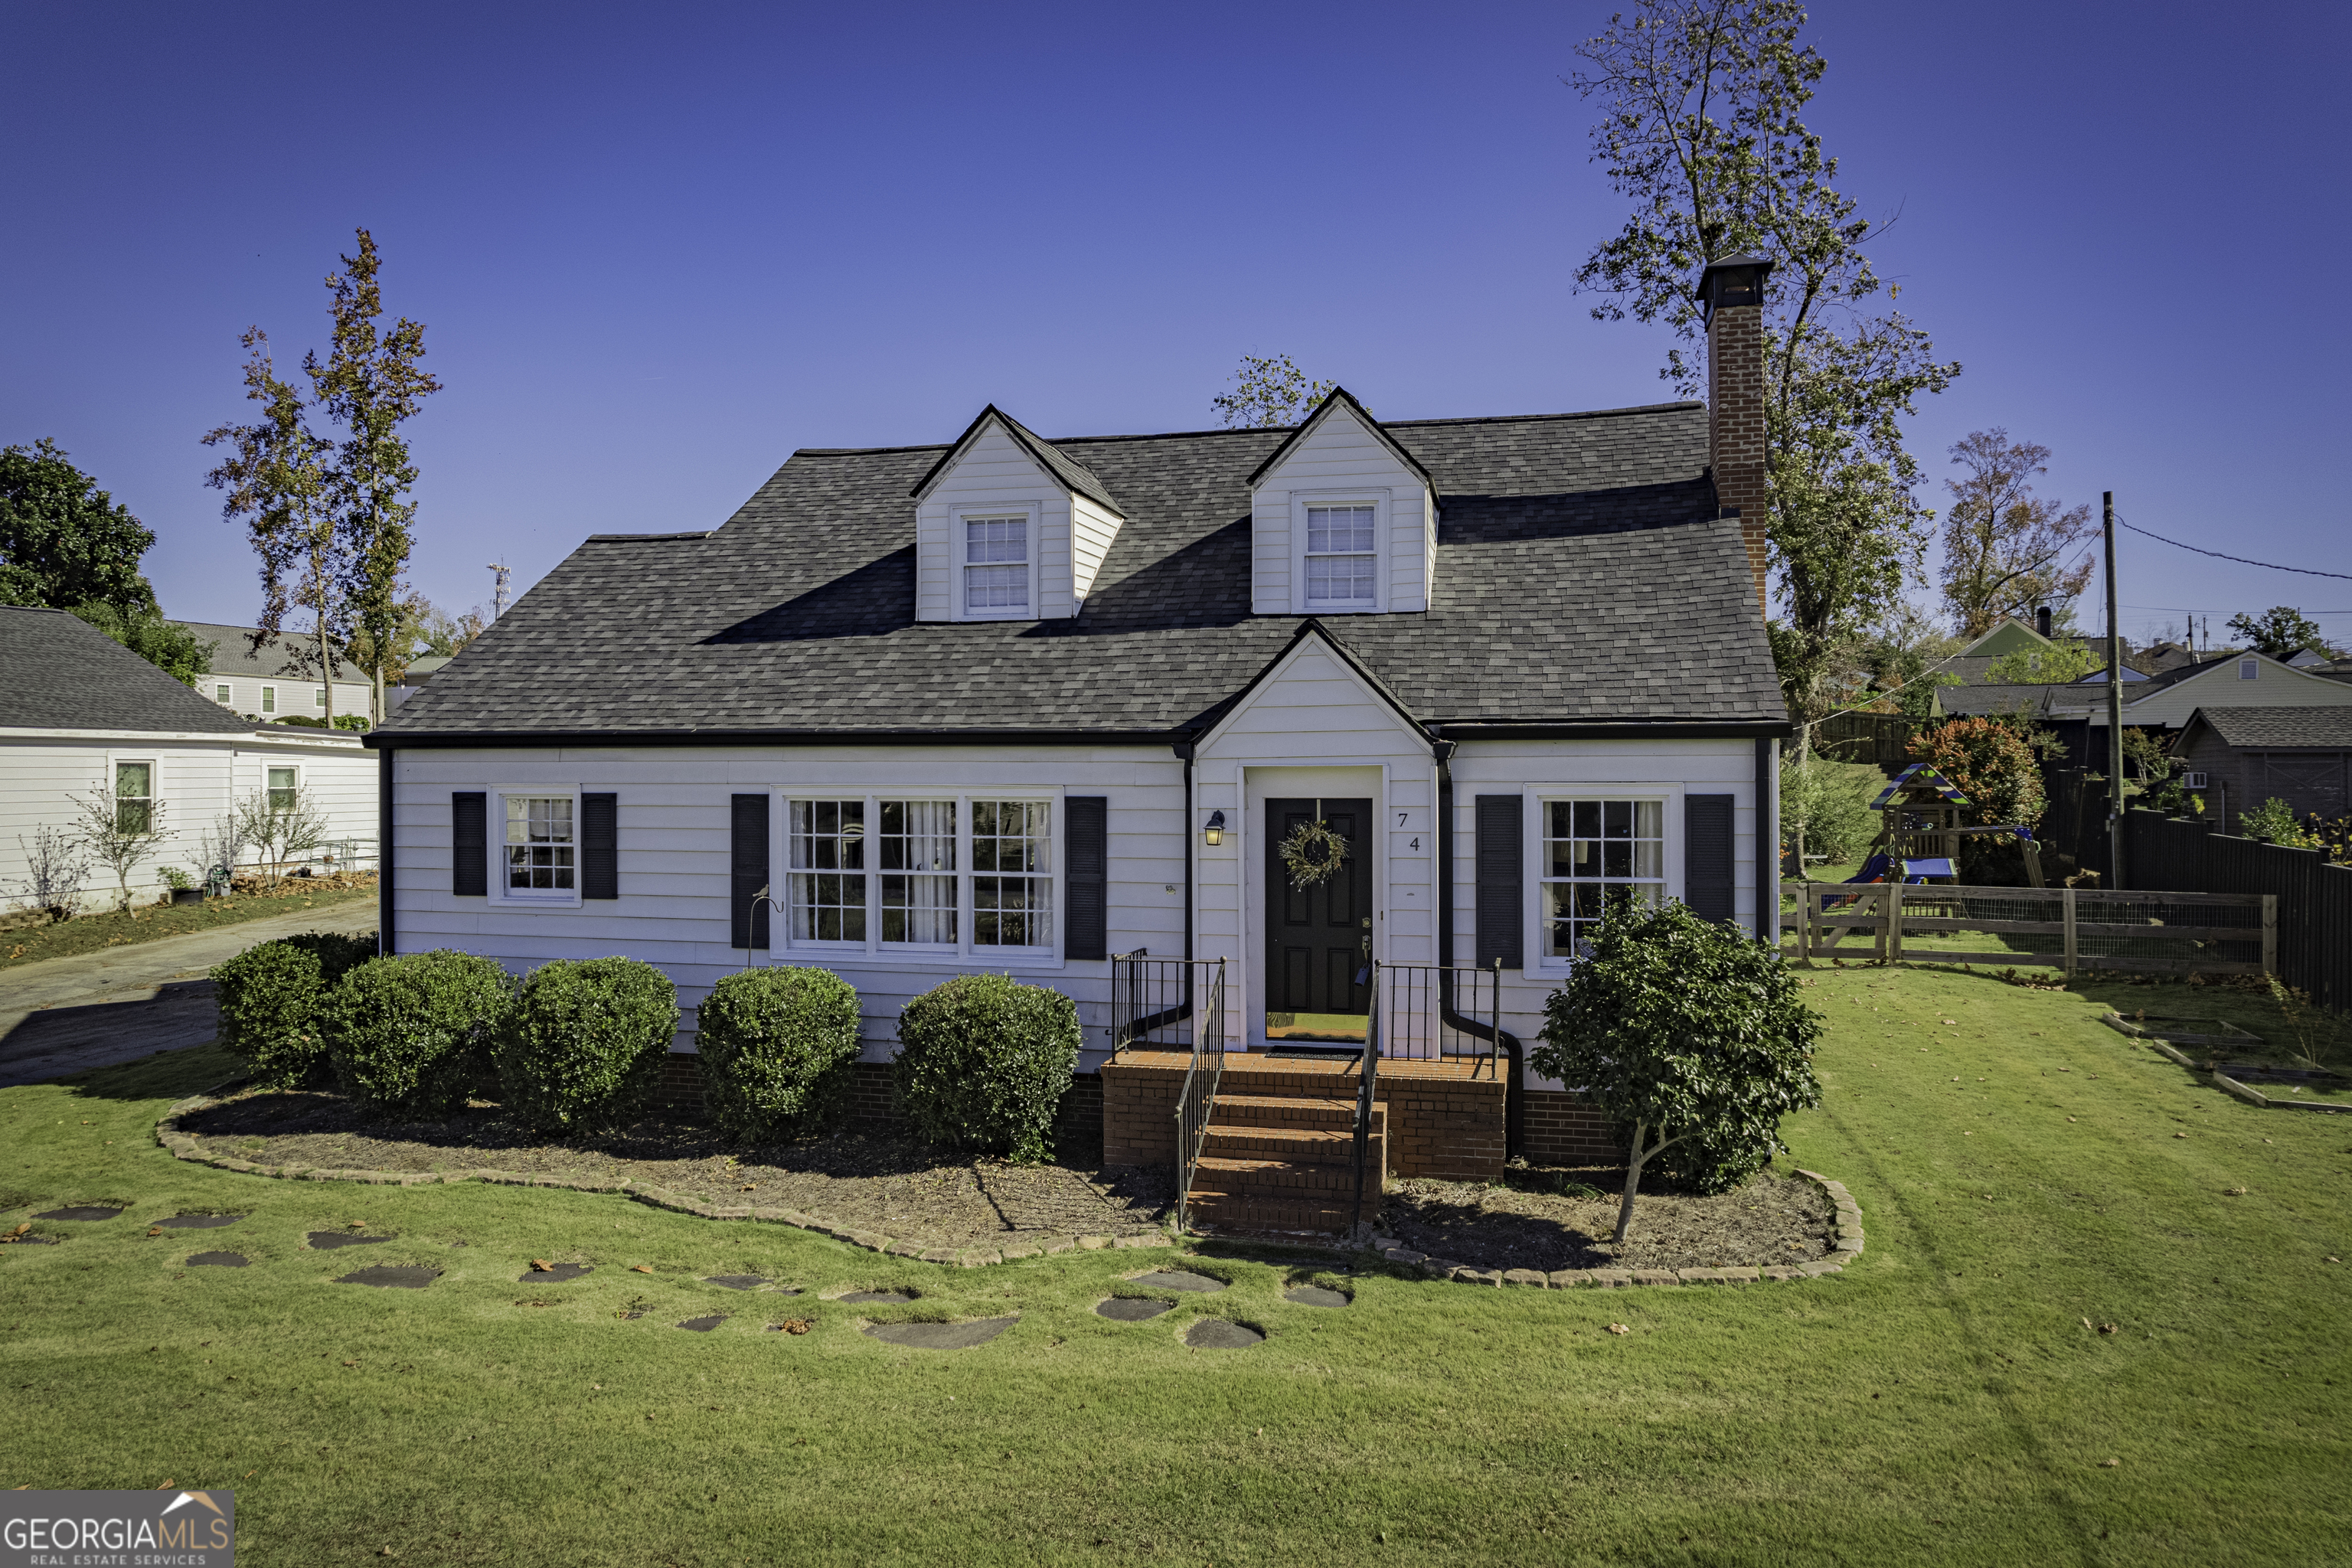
top-left (1520, 1088), bottom-right (1625, 1167)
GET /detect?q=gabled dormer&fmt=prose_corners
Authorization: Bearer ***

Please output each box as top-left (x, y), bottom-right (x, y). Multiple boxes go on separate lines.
top-left (1247, 388), bottom-right (1436, 616)
top-left (909, 406), bottom-right (1124, 622)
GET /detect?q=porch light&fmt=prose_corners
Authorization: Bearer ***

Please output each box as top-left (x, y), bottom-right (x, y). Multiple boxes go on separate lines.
top-left (1202, 811), bottom-right (1226, 847)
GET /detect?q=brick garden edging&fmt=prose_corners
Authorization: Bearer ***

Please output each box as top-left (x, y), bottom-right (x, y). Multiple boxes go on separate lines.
top-left (1364, 1166), bottom-right (1866, 1289)
top-left (151, 1089), bottom-right (1172, 1270)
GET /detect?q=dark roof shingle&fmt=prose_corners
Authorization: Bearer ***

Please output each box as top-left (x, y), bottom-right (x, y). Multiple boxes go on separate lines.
top-left (2183, 706), bottom-right (2352, 750)
top-left (0, 607), bottom-right (254, 733)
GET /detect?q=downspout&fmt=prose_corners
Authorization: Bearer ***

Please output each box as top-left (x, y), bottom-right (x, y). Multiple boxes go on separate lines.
top-left (1433, 736), bottom-right (1523, 1159)
top-left (1178, 737), bottom-right (1195, 961)
top-left (1756, 736), bottom-right (1777, 942)
top-left (377, 743), bottom-right (394, 957)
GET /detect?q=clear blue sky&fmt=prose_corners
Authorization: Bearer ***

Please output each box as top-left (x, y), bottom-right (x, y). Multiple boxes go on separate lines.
top-left (5, 1), bottom-right (2346, 650)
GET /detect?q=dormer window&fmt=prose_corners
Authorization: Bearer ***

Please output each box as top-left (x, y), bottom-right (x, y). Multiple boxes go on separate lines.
top-left (1305, 505), bottom-right (1378, 606)
top-left (963, 514), bottom-right (1031, 615)
top-left (2239, 658), bottom-right (2259, 681)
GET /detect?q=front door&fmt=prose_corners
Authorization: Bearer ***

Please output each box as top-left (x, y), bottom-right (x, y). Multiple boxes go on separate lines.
top-left (1263, 797), bottom-right (1372, 1043)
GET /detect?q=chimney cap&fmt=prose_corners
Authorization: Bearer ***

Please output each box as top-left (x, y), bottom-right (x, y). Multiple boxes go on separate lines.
top-left (1699, 253), bottom-right (1775, 313)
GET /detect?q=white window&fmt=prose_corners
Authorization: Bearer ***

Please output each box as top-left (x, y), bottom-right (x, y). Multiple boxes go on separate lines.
top-left (260, 685), bottom-right (276, 714)
top-left (963, 516), bottom-right (1031, 614)
top-left (214, 682), bottom-right (232, 705)
top-left (505, 795), bottom-right (575, 894)
top-left (315, 688), bottom-right (328, 708)
top-left (2239, 658), bottom-right (2259, 681)
top-left (266, 766), bottom-right (299, 812)
top-left (1304, 504), bottom-right (1378, 606)
top-left (1540, 799), bottom-right (1666, 959)
top-left (779, 794), bottom-right (1053, 957)
top-left (115, 761), bottom-right (155, 836)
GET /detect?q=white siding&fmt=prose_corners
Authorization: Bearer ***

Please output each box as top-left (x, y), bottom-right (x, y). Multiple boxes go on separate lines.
top-left (2078, 655), bottom-right (2352, 731)
top-left (1070, 494), bottom-right (1123, 605)
top-left (1249, 405), bottom-right (1436, 615)
top-left (0, 730), bottom-right (377, 911)
top-left (195, 674), bottom-right (371, 722)
top-left (913, 422), bottom-right (1084, 622)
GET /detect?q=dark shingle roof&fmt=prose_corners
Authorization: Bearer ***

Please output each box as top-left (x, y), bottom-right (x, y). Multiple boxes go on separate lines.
top-left (0, 607), bottom-right (255, 733)
top-left (2183, 707), bottom-right (2352, 750)
top-left (909, 406), bottom-right (1123, 516)
top-left (172, 620), bottom-right (368, 683)
top-left (382, 402), bottom-right (1784, 739)
top-left (1935, 684), bottom-right (2069, 719)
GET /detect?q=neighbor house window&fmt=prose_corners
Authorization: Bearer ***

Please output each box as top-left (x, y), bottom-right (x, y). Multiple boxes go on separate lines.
top-left (315, 688), bottom-right (328, 708)
top-left (877, 799), bottom-right (956, 945)
top-left (2239, 658), bottom-right (2259, 680)
top-left (115, 762), bottom-right (155, 835)
top-left (260, 685), bottom-right (276, 714)
top-left (1303, 504), bottom-right (1377, 606)
top-left (963, 516), bottom-right (1030, 613)
top-left (505, 796), bottom-right (575, 893)
top-left (214, 682), bottom-right (232, 705)
top-left (787, 799), bottom-right (867, 942)
top-left (267, 766), bottom-right (299, 812)
top-left (1540, 799), bottom-right (1665, 959)
top-left (972, 799), bottom-right (1051, 948)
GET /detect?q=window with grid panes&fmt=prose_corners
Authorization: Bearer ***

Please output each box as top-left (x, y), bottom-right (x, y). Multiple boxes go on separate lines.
top-left (877, 799), bottom-right (956, 945)
top-left (266, 766), bottom-right (298, 812)
top-left (788, 799), bottom-right (867, 942)
top-left (1540, 799), bottom-right (1665, 959)
top-left (114, 762), bottom-right (155, 835)
top-left (971, 799), bottom-right (1051, 947)
top-left (505, 796), bottom-right (575, 892)
top-left (1304, 504), bottom-right (1377, 606)
top-left (963, 516), bottom-right (1029, 612)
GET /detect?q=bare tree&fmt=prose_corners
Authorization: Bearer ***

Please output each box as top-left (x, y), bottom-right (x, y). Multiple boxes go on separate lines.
top-left (1938, 430), bottom-right (2095, 637)
top-left (70, 779), bottom-right (168, 913)
top-left (192, 812), bottom-right (246, 897)
top-left (234, 784), bottom-right (329, 886)
top-left (1213, 354), bottom-right (1341, 429)
top-left (7, 824), bottom-right (94, 923)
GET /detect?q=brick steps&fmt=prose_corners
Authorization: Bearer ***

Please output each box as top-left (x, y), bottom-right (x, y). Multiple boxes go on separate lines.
top-left (1181, 1084), bottom-right (1387, 1235)
top-left (1183, 1190), bottom-right (1358, 1233)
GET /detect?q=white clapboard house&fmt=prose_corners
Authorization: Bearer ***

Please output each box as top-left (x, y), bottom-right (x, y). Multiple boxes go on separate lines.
top-left (372, 254), bottom-right (1789, 1164)
top-left (0, 607), bottom-right (380, 911)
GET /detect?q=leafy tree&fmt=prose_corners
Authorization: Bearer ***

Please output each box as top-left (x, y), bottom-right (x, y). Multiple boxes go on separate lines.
top-left (1780, 751), bottom-right (1883, 865)
top-left (1213, 353), bottom-right (1340, 429)
top-left (2226, 606), bottom-right (2335, 661)
top-left (1532, 898), bottom-right (1822, 1241)
top-left (413, 596), bottom-right (488, 658)
top-left (2239, 797), bottom-right (2321, 848)
top-left (204, 329), bottom-right (350, 726)
top-left (1983, 640), bottom-right (2098, 685)
top-left (1567, 0), bottom-right (1959, 724)
top-left (1905, 716), bottom-right (2046, 876)
top-left (1938, 430), bottom-right (2095, 638)
top-left (0, 439), bottom-right (160, 617)
top-left (314, 230), bottom-right (442, 722)
top-left (67, 601), bottom-right (216, 688)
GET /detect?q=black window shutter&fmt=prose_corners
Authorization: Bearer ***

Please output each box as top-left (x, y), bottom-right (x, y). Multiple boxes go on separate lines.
top-left (730, 794), bottom-right (769, 949)
top-left (582, 792), bottom-right (619, 900)
top-left (1685, 793), bottom-right (1736, 923)
top-left (452, 792), bottom-right (487, 897)
top-left (1064, 795), bottom-right (1108, 960)
top-left (1473, 795), bottom-right (1523, 969)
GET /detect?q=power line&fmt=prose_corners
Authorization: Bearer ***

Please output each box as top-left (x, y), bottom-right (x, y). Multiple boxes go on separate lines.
top-left (2115, 513), bottom-right (2352, 581)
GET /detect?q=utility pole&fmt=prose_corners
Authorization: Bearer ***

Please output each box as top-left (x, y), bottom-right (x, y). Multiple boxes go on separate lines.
top-left (2103, 492), bottom-right (2125, 888)
top-left (488, 561), bottom-right (511, 621)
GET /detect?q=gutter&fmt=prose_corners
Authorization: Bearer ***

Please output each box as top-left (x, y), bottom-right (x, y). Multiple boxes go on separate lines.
top-left (378, 746), bottom-right (395, 958)
top-left (1432, 735), bottom-right (1524, 1159)
top-left (364, 727), bottom-right (1182, 752)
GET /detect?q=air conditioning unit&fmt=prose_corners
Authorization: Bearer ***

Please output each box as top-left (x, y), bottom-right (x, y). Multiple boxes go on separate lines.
top-left (2181, 771), bottom-right (2208, 789)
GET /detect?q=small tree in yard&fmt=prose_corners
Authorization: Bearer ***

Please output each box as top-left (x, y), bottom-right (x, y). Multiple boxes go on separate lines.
top-left (235, 783), bottom-right (329, 885)
top-left (7, 824), bottom-right (93, 921)
top-left (1532, 899), bottom-right (1823, 1243)
top-left (69, 776), bottom-right (168, 913)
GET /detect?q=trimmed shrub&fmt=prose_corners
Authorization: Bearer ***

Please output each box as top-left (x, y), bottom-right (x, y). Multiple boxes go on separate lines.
top-left (494, 957), bottom-right (679, 1135)
top-left (893, 972), bottom-right (1079, 1161)
top-left (213, 930), bottom-right (380, 1086)
top-left (695, 965), bottom-right (864, 1142)
top-left (322, 949), bottom-right (513, 1121)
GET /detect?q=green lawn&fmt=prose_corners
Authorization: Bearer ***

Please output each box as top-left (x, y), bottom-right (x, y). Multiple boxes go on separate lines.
top-left (3, 969), bottom-right (2347, 1565)
top-left (0, 880), bottom-right (375, 970)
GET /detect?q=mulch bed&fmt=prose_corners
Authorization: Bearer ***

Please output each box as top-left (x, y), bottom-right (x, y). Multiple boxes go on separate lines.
top-left (178, 1087), bottom-right (1173, 1250)
top-left (1382, 1166), bottom-right (1835, 1273)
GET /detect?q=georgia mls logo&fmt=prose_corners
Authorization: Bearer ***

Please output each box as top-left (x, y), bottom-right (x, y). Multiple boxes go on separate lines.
top-left (2, 1488), bottom-right (235, 1566)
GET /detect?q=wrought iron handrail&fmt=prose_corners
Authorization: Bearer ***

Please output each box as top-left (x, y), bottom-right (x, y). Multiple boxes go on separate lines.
top-left (1370, 959), bottom-right (1506, 1074)
top-left (1171, 959), bottom-right (1228, 1233)
top-left (1351, 961), bottom-right (1384, 1236)
top-left (1110, 952), bottom-right (1226, 1054)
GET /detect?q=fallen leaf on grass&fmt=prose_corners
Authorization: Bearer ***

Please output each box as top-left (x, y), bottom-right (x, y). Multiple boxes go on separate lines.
top-left (1607, 1324), bottom-right (1629, 1335)
top-left (632, 1264), bottom-right (654, 1274)
top-left (2099, 1459), bottom-right (2121, 1468)
top-left (2081, 1318), bottom-right (2094, 1331)
top-left (2098, 1324), bottom-right (2118, 1335)
top-left (342, 1360), bottom-right (358, 1367)
top-left (2174, 1132), bottom-right (2189, 1139)
top-left (2225, 1187), bottom-right (2249, 1197)
top-left (776, 1319), bottom-right (812, 1334)
top-left (531, 1259), bottom-right (553, 1272)
top-left (1942, 1018), bottom-right (1958, 1025)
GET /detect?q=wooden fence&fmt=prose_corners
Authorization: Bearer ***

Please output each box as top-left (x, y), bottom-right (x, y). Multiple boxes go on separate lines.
top-left (1781, 880), bottom-right (2274, 978)
top-left (2124, 809), bottom-right (2350, 1012)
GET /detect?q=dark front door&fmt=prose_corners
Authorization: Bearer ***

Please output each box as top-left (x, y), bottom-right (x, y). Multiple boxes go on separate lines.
top-left (1264, 797), bottom-right (1372, 1043)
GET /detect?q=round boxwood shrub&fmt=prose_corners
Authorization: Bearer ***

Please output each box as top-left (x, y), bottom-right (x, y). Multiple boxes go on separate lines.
top-left (213, 930), bottom-right (381, 1086)
top-left (695, 965), bottom-right (864, 1143)
top-left (893, 972), bottom-right (1079, 1161)
top-left (321, 949), bottom-right (514, 1122)
top-left (494, 957), bottom-right (679, 1135)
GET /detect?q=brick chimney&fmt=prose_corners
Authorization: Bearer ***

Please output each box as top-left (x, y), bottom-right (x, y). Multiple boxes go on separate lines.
top-left (1700, 254), bottom-right (1774, 616)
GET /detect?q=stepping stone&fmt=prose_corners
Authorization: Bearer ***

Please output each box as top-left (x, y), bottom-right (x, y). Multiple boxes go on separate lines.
top-left (1132, 1270), bottom-right (1225, 1294)
top-left (1096, 1298), bottom-right (1173, 1321)
top-left (863, 1316), bottom-right (1018, 1350)
top-left (678, 1315), bottom-right (728, 1332)
top-left (309, 1231), bottom-right (392, 1250)
top-left (838, 1290), bottom-right (915, 1305)
top-left (1284, 1285), bottom-right (1351, 1308)
top-left (155, 1214), bottom-right (243, 1230)
top-left (35, 1206), bottom-right (122, 1222)
top-left (518, 1263), bottom-right (593, 1283)
top-left (336, 1265), bottom-right (439, 1289)
top-left (1185, 1319), bottom-right (1265, 1349)
top-left (704, 1275), bottom-right (769, 1291)
top-left (187, 1251), bottom-right (248, 1268)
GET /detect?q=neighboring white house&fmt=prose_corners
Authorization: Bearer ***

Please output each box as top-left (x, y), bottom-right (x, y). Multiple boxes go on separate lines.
top-left (174, 619), bottom-right (374, 722)
top-left (371, 258), bottom-right (1792, 1081)
top-left (1, 608), bottom-right (380, 914)
top-left (2063, 649), bottom-right (2352, 733)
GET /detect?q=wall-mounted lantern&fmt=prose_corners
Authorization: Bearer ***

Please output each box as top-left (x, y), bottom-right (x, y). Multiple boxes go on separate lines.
top-left (1202, 810), bottom-right (1226, 847)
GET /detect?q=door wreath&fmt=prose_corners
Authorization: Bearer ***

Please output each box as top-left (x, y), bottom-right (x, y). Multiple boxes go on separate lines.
top-left (1277, 819), bottom-right (1349, 890)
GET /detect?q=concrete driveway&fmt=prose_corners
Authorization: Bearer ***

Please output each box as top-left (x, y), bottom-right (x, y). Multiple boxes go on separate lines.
top-left (0, 900), bottom-right (378, 1087)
